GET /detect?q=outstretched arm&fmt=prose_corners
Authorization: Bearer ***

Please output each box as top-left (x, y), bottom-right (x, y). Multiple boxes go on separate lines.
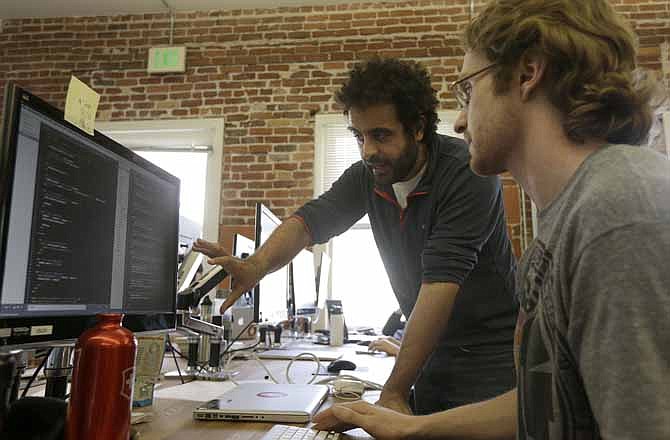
top-left (197, 217), bottom-right (311, 313)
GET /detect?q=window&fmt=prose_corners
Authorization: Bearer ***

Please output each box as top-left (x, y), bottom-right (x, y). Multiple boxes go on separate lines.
top-left (97, 119), bottom-right (224, 251)
top-left (136, 151), bottom-right (207, 228)
top-left (314, 112), bottom-right (461, 328)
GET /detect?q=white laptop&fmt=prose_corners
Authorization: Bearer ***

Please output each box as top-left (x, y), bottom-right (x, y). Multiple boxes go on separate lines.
top-left (192, 383), bottom-right (329, 423)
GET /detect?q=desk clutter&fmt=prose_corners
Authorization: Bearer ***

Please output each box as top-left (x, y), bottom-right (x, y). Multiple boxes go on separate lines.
top-left (0, 324), bottom-right (392, 440)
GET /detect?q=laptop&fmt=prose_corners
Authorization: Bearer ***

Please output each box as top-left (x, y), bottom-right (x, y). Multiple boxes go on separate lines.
top-left (192, 383), bottom-right (329, 423)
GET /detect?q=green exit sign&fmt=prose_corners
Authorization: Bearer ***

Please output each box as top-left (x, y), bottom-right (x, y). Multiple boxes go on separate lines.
top-left (147, 47), bottom-right (186, 73)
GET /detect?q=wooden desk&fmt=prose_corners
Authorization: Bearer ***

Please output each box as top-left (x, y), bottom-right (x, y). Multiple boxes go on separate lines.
top-left (134, 340), bottom-right (393, 440)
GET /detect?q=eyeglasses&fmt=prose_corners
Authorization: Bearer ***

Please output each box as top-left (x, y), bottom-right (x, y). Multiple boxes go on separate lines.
top-left (449, 63), bottom-right (498, 110)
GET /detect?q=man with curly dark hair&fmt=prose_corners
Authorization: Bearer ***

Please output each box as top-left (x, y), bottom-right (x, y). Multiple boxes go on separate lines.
top-left (196, 57), bottom-right (519, 415)
top-left (313, 1), bottom-right (670, 439)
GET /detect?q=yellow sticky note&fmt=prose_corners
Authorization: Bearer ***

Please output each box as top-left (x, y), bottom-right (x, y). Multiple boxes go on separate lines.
top-left (64, 76), bottom-right (100, 136)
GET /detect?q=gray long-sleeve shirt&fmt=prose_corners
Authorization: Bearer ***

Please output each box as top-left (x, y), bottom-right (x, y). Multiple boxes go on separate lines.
top-left (295, 134), bottom-right (518, 348)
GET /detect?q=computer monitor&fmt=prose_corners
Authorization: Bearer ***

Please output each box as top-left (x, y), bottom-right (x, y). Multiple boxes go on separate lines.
top-left (178, 215), bottom-right (201, 249)
top-left (291, 249), bottom-right (317, 314)
top-left (177, 215), bottom-right (201, 263)
top-left (310, 252), bottom-right (331, 332)
top-left (176, 250), bottom-right (204, 294)
top-left (316, 252), bottom-right (331, 309)
top-left (231, 233), bottom-right (255, 307)
top-left (0, 83), bottom-right (180, 347)
top-left (253, 203), bottom-right (289, 324)
top-left (232, 233), bottom-right (255, 260)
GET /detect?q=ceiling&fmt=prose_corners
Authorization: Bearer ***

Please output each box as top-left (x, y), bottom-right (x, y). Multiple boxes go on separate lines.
top-left (0, 0), bottom-right (409, 19)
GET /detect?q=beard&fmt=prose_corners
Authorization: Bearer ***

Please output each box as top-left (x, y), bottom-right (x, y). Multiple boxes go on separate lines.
top-left (365, 135), bottom-right (420, 185)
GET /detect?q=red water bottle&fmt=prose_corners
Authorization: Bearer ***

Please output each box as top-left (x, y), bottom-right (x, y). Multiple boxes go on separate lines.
top-left (66, 313), bottom-right (137, 440)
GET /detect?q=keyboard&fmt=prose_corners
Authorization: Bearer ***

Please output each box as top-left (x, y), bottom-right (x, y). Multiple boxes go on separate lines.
top-left (261, 424), bottom-right (341, 440)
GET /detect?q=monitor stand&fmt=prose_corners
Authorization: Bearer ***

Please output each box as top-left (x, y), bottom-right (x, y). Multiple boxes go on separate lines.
top-left (163, 313), bottom-right (235, 382)
top-left (43, 344), bottom-right (74, 399)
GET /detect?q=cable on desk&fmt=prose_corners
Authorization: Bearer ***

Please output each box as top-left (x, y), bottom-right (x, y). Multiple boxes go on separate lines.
top-left (225, 340), bottom-right (260, 355)
top-left (21, 348), bottom-right (52, 399)
top-left (313, 374), bottom-right (383, 401)
top-left (314, 374), bottom-right (383, 390)
top-left (285, 352), bottom-right (322, 385)
top-left (222, 349), bottom-right (325, 387)
top-left (219, 344), bottom-right (378, 403)
top-left (216, 340), bottom-right (261, 373)
top-left (215, 322), bottom-right (337, 388)
top-left (222, 350), bottom-right (280, 385)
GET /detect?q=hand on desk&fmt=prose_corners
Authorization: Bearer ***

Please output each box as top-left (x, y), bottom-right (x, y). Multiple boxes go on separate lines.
top-left (368, 337), bottom-right (400, 356)
top-left (193, 239), bottom-right (265, 314)
top-left (313, 401), bottom-right (416, 440)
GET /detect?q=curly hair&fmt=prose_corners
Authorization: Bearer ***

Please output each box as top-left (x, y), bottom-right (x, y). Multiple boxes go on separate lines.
top-left (336, 57), bottom-right (440, 147)
top-left (463, 0), bottom-right (655, 145)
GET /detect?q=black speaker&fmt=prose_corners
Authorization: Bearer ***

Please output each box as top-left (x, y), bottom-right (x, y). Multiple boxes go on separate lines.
top-left (2, 397), bottom-right (67, 440)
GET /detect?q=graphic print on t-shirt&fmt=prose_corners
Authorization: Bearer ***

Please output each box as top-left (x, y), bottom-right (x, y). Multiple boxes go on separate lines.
top-left (517, 240), bottom-right (599, 440)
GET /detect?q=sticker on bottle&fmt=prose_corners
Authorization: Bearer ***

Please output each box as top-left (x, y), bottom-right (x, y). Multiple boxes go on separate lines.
top-left (121, 367), bottom-right (135, 401)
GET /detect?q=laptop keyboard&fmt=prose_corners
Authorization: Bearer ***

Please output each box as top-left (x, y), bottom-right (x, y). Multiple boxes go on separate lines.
top-left (261, 424), bottom-right (341, 440)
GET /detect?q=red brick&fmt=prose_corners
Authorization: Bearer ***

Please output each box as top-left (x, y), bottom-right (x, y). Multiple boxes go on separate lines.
top-left (249, 145), bottom-right (271, 154)
top-left (3, 1), bottom-right (665, 228)
top-left (274, 163), bottom-right (298, 171)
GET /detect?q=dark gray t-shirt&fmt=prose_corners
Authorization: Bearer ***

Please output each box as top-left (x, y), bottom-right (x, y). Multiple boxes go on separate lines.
top-left (517, 145), bottom-right (670, 439)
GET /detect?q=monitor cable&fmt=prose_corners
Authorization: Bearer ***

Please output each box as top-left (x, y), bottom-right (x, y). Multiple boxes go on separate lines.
top-left (165, 337), bottom-right (188, 385)
top-left (220, 320), bottom-right (255, 357)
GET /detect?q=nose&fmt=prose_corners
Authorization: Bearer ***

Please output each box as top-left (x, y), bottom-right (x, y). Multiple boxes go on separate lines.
top-left (360, 136), bottom-right (379, 162)
top-left (453, 109), bottom-right (467, 136)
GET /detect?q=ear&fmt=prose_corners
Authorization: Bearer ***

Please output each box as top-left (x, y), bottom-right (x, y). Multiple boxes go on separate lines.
top-left (518, 52), bottom-right (547, 102)
top-left (414, 117), bottom-right (426, 143)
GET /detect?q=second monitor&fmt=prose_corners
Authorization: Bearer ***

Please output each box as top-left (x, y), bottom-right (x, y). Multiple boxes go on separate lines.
top-left (253, 203), bottom-right (289, 324)
top-left (291, 249), bottom-right (317, 315)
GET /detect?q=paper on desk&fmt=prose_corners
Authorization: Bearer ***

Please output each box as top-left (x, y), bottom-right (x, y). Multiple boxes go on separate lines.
top-left (153, 380), bottom-right (236, 402)
top-left (64, 76), bottom-right (100, 135)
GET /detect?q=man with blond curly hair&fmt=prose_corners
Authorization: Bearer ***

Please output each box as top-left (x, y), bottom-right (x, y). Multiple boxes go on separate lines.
top-left (314, 1), bottom-right (670, 438)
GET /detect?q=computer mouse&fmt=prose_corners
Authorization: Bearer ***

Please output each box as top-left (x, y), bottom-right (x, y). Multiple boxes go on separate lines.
top-left (327, 359), bottom-right (357, 373)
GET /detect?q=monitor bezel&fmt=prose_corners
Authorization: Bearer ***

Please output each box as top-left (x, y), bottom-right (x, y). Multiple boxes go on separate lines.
top-left (0, 82), bottom-right (179, 347)
top-left (252, 203), bottom-right (289, 323)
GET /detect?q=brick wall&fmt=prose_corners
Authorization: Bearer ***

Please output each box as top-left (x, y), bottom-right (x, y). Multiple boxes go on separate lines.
top-left (1, 0), bottom-right (668, 257)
